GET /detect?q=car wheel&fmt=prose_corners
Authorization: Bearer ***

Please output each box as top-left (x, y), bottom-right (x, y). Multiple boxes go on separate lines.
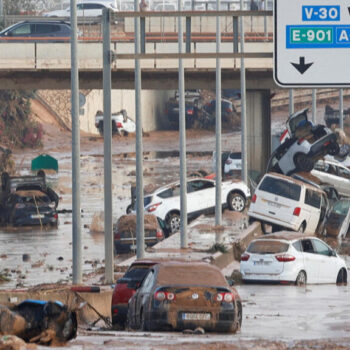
top-left (166, 213), bottom-right (180, 234)
top-left (228, 192), bottom-right (246, 212)
top-left (126, 204), bottom-right (133, 214)
top-left (229, 301), bottom-right (242, 334)
top-left (295, 271), bottom-right (307, 286)
top-left (140, 309), bottom-right (149, 331)
top-left (294, 153), bottom-right (314, 172)
top-left (328, 142), bottom-right (340, 156)
top-left (336, 268), bottom-right (347, 284)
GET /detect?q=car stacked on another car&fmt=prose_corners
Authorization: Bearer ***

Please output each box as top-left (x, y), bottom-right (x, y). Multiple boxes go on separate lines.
top-left (269, 108), bottom-right (340, 175)
top-left (95, 109), bottom-right (136, 136)
top-left (248, 172), bottom-right (329, 234)
top-left (143, 177), bottom-right (250, 234)
top-left (127, 261), bottom-right (242, 333)
top-left (240, 233), bottom-right (348, 285)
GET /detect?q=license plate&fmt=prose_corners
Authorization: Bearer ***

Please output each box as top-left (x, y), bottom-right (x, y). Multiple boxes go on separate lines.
top-left (182, 313), bottom-right (211, 321)
top-left (253, 260), bottom-right (272, 265)
top-left (31, 214), bottom-right (45, 219)
top-left (268, 202), bottom-right (281, 208)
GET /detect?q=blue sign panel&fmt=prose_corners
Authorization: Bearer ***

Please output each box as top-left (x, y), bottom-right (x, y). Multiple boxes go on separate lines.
top-left (302, 6), bottom-right (340, 21)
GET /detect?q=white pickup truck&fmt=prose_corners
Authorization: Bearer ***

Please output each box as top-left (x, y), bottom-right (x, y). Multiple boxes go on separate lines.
top-left (95, 109), bottom-right (136, 136)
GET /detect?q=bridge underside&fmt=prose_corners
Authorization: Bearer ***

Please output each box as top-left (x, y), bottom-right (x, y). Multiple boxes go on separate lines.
top-left (0, 68), bottom-right (275, 90)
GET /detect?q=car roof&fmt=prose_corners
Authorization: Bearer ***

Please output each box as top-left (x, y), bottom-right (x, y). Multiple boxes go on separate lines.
top-left (263, 172), bottom-right (325, 194)
top-left (317, 159), bottom-right (347, 168)
top-left (252, 231), bottom-right (316, 242)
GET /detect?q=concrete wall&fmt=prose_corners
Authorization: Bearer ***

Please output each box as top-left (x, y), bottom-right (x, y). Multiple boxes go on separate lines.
top-left (82, 89), bottom-right (174, 134)
top-left (247, 90), bottom-right (271, 175)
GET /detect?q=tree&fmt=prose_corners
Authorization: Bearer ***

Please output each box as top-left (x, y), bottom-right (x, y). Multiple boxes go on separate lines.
top-left (3, 0), bottom-right (35, 15)
top-left (0, 90), bottom-right (43, 148)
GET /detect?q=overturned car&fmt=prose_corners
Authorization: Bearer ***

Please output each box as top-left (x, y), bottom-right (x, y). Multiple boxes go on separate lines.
top-left (269, 109), bottom-right (340, 175)
top-left (0, 173), bottom-right (59, 226)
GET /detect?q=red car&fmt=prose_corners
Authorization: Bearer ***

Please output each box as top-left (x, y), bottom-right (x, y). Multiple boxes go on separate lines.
top-left (111, 260), bottom-right (160, 329)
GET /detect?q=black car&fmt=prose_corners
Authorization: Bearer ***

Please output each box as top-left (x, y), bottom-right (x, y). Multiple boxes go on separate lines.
top-left (0, 189), bottom-right (58, 227)
top-left (204, 99), bottom-right (236, 118)
top-left (127, 261), bottom-right (242, 333)
top-left (0, 21), bottom-right (71, 42)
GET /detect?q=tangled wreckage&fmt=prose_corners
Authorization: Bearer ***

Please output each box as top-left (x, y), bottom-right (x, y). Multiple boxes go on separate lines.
top-left (0, 300), bottom-right (77, 345)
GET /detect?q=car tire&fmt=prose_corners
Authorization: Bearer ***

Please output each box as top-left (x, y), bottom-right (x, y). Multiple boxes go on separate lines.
top-left (294, 153), bottom-right (314, 172)
top-left (336, 268), bottom-right (347, 284)
top-left (228, 192), bottom-right (246, 212)
top-left (126, 204), bottom-right (133, 214)
top-left (328, 142), bottom-right (340, 156)
top-left (166, 213), bottom-right (180, 234)
top-left (295, 271), bottom-right (307, 286)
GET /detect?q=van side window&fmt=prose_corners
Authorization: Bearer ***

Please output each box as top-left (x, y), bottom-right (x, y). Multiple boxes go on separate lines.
top-left (305, 189), bottom-right (321, 208)
top-left (301, 239), bottom-right (314, 253)
top-left (259, 176), bottom-right (301, 201)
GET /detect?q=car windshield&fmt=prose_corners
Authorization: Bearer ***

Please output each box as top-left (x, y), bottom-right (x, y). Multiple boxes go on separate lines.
top-left (157, 265), bottom-right (226, 286)
top-left (288, 111), bottom-right (308, 135)
top-left (247, 240), bottom-right (289, 254)
top-left (332, 200), bottom-right (350, 216)
top-left (259, 176), bottom-right (301, 201)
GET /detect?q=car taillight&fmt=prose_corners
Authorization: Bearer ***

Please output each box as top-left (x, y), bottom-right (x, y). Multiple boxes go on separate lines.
top-left (147, 202), bottom-right (162, 212)
top-left (241, 253), bottom-right (250, 261)
top-left (324, 141), bottom-right (331, 147)
top-left (114, 233), bottom-right (121, 240)
top-left (216, 292), bottom-right (234, 302)
top-left (156, 230), bottom-right (163, 239)
top-left (53, 213), bottom-right (58, 219)
top-left (297, 138), bottom-right (305, 145)
top-left (225, 159), bottom-right (232, 164)
top-left (116, 122), bottom-right (123, 128)
top-left (251, 194), bottom-right (257, 203)
top-left (15, 203), bottom-right (25, 209)
top-left (187, 109), bottom-right (194, 115)
top-left (293, 207), bottom-right (301, 216)
top-left (275, 254), bottom-right (296, 262)
top-left (154, 291), bottom-right (175, 301)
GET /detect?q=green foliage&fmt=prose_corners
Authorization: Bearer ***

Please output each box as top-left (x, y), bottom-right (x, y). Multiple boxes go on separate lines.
top-left (208, 243), bottom-right (228, 254)
top-left (0, 90), bottom-right (42, 148)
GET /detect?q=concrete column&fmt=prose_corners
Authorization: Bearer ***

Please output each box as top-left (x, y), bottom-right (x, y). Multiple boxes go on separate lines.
top-left (246, 90), bottom-right (271, 176)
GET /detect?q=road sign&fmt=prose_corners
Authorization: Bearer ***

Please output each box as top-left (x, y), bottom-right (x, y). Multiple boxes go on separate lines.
top-left (274, 1), bottom-right (350, 87)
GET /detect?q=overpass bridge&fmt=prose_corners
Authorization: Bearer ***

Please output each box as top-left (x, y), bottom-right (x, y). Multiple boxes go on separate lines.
top-left (0, 10), bottom-right (275, 90)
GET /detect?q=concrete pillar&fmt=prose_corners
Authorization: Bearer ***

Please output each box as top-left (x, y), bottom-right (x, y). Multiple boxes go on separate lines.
top-left (246, 90), bottom-right (271, 176)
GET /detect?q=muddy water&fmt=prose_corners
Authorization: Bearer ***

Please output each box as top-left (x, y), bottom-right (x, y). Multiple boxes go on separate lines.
top-left (0, 151), bottom-right (213, 289)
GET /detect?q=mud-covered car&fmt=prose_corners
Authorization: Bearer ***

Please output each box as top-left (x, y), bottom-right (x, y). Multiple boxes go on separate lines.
top-left (127, 261), bottom-right (242, 333)
top-left (269, 108), bottom-right (340, 175)
top-left (111, 259), bottom-right (160, 329)
top-left (95, 109), bottom-right (135, 136)
top-left (0, 190), bottom-right (58, 226)
top-left (113, 214), bottom-right (164, 254)
top-left (0, 300), bottom-right (77, 345)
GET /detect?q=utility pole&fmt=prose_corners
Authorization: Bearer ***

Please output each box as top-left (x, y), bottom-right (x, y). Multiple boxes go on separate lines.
top-left (70, 0), bottom-right (82, 284)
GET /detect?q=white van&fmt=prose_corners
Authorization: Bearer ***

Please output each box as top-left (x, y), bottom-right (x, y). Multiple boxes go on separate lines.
top-left (248, 173), bottom-right (328, 234)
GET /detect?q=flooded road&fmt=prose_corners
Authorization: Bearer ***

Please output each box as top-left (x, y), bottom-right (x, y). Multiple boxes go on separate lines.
top-left (0, 149), bottom-right (214, 289)
top-left (66, 280), bottom-right (350, 349)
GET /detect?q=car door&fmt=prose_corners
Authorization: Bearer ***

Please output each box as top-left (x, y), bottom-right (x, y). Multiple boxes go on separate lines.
top-left (337, 164), bottom-right (350, 197)
top-left (311, 238), bottom-right (339, 283)
top-left (300, 239), bottom-right (320, 283)
top-left (187, 179), bottom-right (215, 214)
top-left (134, 269), bottom-right (155, 327)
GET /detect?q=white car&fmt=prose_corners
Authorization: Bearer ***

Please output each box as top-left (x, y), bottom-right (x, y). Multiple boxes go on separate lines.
top-left (240, 233), bottom-right (348, 284)
top-left (248, 172), bottom-right (329, 234)
top-left (311, 159), bottom-right (350, 198)
top-left (95, 109), bottom-right (136, 136)
top-left (44, 0), bottom-right (118, 18)
top-left (144, 177), bottom-right (250, 234)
